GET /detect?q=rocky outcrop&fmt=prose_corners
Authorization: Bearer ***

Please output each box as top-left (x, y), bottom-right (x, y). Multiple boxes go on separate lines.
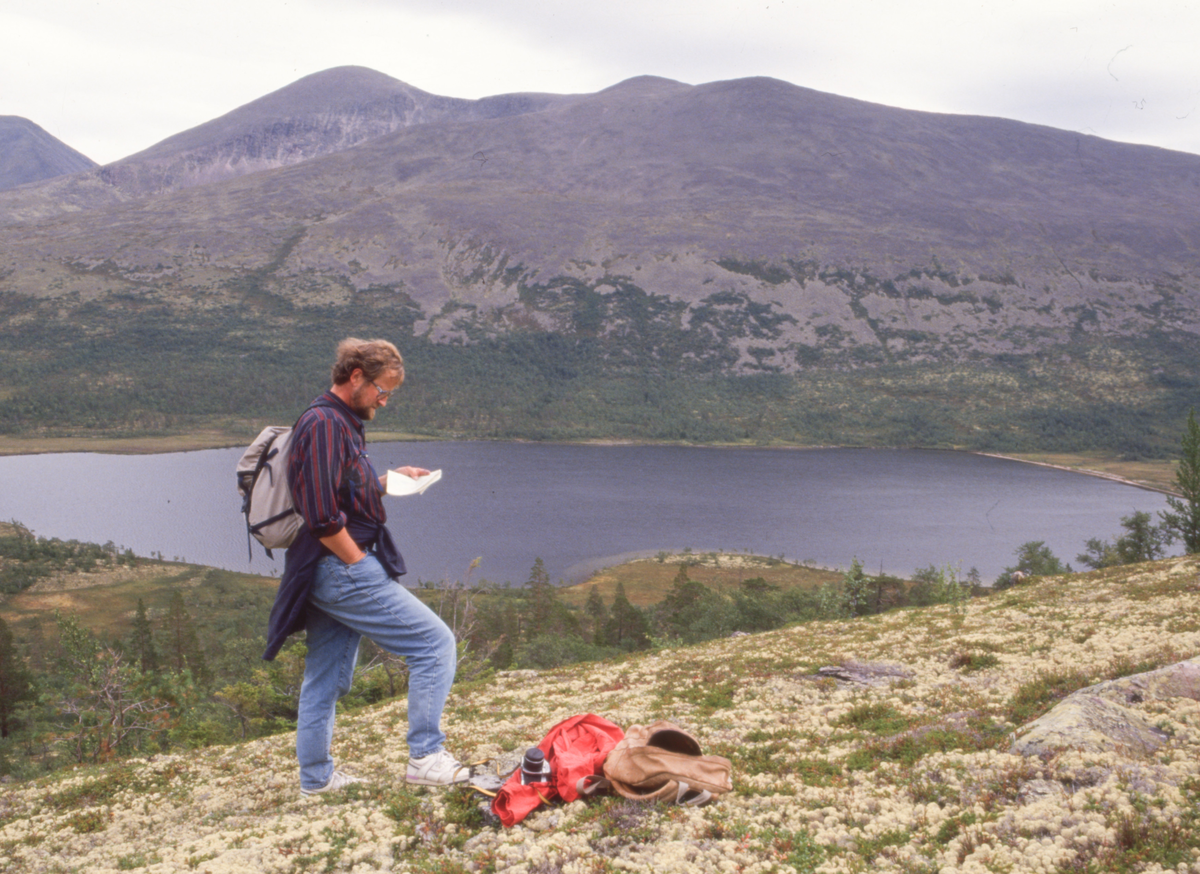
top-left (817, 661), bottom-right (914, 687)
top-left (1012, 658), bottom-right (1200, 757)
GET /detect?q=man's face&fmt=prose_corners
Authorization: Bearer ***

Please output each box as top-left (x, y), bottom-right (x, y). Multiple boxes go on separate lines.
top-left (349, 368), bottom-right (402, 420)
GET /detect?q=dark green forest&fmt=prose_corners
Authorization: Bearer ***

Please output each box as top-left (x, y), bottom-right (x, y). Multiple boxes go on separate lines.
top-left (1, 280), bottom-right (1199, 455)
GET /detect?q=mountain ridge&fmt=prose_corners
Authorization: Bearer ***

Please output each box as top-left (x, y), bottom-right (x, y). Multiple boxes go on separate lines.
top-left (1, 69), bottom-right (1198, 449)
top-left (5, 74), bottom-right (1198, 319)
top-left (0, 65), bottom-right (580, 218)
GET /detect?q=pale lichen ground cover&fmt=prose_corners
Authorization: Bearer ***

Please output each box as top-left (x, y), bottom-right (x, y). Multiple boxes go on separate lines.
top-left (4, 558), bottom-right (1200, 873)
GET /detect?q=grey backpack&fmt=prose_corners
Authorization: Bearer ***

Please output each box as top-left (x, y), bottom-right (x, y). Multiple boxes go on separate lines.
top-left (236, 425), bottom-right (303, 558)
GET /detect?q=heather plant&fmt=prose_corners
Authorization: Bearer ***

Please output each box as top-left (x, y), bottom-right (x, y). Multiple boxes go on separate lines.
top-left (1005, 667), bottom-right (1093, 725)
top-left (948, 650), bottom-right (1000, 672)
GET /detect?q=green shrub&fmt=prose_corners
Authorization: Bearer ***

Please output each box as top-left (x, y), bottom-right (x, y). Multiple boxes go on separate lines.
top-left (1006, 668), bottom-right (1092, 725)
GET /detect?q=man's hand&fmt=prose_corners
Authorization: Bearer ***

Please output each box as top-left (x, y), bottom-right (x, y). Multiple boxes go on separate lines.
top-left (392, 466), bottom-right (430, 479)
top-left (379, 466), bottom-right (430, 488)
top-left (319, 528), bottom-right (367, 565)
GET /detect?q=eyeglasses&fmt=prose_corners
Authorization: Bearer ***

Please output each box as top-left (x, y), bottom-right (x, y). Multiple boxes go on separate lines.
top-left (371, 381), bottom-right (399, 400)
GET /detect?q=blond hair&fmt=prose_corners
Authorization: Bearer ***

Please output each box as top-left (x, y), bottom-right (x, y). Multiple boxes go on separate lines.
top-left (330, 338), bottom-right (404, 385)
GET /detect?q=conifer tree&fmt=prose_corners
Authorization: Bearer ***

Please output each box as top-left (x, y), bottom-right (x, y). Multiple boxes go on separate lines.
top-left (1161, 409), bottom-right (1200, 553)
top-left (842, 558), bottom-right (872, 617)
top-left (0, 617), bottom-right (35, 738)
top-left (658, 564), bottom-right (711, 637)
top-left (604, 582), bottom-right (649, 650)
top-left (129, 598), bottom-right (159, 674)
top-left (524, 557), bottom-right (557, 640)
top-left (584, 585), bottom-right (608, 645)
top-left (163, 592), bottom-right (210, 686)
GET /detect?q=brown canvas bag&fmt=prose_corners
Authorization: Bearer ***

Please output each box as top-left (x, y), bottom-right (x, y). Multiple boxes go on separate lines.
top-left (599, 721), bottom-right (732, 805)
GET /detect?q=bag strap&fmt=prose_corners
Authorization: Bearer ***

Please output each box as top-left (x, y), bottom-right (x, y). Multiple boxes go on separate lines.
top-left (245, 399), bottom-right (332, 561)
top-left (576, 774), bottom-right (611, 797)
top-left (673, 781), bottom-right (712, 806)
top-left (245, 432), bottom-right (284, 561)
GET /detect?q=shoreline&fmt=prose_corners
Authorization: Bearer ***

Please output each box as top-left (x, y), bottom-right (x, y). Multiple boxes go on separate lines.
top-left (0, 431), bottom-right (1177, 495)
top-left (0, 430), bottom-right (438, 456)
top-left (975, 451), bottom-right (1178, 496)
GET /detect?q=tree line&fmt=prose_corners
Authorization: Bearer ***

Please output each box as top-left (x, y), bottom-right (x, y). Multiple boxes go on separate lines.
top-left (2, 288), bottom-right (1200, 455)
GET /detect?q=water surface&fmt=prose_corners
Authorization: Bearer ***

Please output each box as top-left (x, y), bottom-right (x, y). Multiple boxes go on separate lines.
top-left (0, 444), bottom-right (1170, 585)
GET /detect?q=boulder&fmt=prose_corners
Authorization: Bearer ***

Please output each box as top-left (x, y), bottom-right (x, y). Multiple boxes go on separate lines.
top-left (1012, 658), bottom-right (1200, 757)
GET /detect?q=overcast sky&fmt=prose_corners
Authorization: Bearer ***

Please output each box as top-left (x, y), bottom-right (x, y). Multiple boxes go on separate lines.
top-left (3, 0), bottom-right (1199, 165)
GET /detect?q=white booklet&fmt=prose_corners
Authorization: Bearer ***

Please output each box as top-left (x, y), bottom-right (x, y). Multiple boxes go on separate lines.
top-left (386, 468), bottom-right (442, 497)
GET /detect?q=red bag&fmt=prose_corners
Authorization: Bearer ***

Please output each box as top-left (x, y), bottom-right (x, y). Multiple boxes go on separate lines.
top-left (492, 713), bottom-right (624, 827)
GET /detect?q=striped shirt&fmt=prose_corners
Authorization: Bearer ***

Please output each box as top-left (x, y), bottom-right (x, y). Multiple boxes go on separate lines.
top-left (287, 391), bottom-right (386, 539)
top-left (264, 391), bottom-right (405, 660)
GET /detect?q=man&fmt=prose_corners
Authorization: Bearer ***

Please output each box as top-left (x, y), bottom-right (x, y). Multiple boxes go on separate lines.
top-left (264, 337), bottom-right (467, 795)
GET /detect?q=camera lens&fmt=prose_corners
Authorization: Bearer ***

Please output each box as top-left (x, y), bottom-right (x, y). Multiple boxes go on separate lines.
top-left (520, 748), bottom-right (548, 784)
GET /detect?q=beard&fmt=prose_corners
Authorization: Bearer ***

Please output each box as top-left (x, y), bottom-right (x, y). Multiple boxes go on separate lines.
top-left (349, 384), bottom-right (378, 420)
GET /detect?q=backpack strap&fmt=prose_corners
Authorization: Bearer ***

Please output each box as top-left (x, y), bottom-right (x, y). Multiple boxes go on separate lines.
top-left (673, 781), bottom-right (713, 806)
top-left (243, 429), bottom-right (285, 561)
top-left (245, 398), bottom-right (334, 561)
top-left (576, 774), bottom-right (611, 797)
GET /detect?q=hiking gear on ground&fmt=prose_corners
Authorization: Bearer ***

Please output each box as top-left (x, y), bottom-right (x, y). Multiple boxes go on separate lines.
top-left (300, 769), bottom-right (361, 796)
top-left (237, 424), bottom-right (301, 559)
top-left (601, 720), bottom-right (732, 806)
top-left (407, 749), bottom-right (471, 786)
top-left (466, 772), bottom-right (508, 797)
top-left (520, 748), bottom-right (551, 785)
top-left (492, 713), bottom-right (624, 827)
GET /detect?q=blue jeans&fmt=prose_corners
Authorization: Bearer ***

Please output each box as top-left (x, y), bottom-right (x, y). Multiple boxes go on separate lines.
top-left (296, 553), bottom-right (457, 791)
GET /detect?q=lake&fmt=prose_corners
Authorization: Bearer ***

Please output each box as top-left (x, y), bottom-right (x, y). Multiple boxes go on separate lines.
top-left (0, 443), bottom-right (1172, 586)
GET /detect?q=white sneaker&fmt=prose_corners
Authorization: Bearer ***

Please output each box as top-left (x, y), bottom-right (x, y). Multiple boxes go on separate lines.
top-left (406, 749), bottom-right (470, 786)
top-left (301, 769), bottom-right (362, 796)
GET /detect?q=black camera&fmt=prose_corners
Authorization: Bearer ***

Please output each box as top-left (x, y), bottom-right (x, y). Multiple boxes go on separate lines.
top-left (519, 748), bottom-right (551, 785)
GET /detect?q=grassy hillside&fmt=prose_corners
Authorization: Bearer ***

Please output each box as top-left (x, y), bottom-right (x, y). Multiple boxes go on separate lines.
top-left (558, 551), bottom-right (842, 608)
top-left (3, 556), bottom-right (1200, 872)
top-left (0, 521), bottom-right (278, 648)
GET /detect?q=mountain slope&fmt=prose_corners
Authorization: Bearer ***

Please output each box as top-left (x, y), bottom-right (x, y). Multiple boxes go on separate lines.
top-left (1, 71), bottom-right (1199, 449)
top-left (3, 558), bottom-right (1199, 872)
top-left (0, 66), bottom-right (576, 220)
top-left (0, 116), bottom-right (96, 190)
top-left (105, 65), bottom-right (578, 195)
top-left (3, 75), bottom-right (1199, 348)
